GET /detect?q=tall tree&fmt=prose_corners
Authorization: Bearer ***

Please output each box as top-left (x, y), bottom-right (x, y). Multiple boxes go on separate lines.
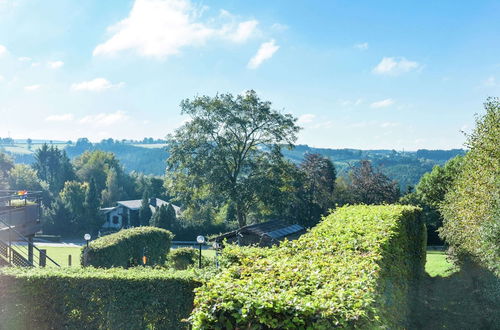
top-left (0, 152), bottom-right (14, 190)
top-left (440, 97), bottom-right (499, 275)
top-left (101, 168), bottom-right (123, 207)
top-left (33, 144), bottom-right (75, 194)
top-left (139, 193), bottom-right (153, 226)
top-left (74, 150), bottom-right (123, 195)
top-left (299, 153), bottom-right (336, 227)
top-left (348, 160), bottom-right (400, 204)
top-left (150, 204), bottom-right (176, 231)
top-left (85, 178), bottom-right (102, 232)
top-left (166, 91), bottom-right (300, 228)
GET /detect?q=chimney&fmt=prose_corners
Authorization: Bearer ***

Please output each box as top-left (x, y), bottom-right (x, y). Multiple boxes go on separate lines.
top-left (149, 198), bottom-right (156, 207)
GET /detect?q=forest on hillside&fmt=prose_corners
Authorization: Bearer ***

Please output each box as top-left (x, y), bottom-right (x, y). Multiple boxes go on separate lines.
top-left (0, 138), bottom-right (464, 191)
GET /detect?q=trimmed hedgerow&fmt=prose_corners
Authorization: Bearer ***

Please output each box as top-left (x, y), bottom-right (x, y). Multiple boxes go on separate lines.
top-left (0, 267), bottom-right (200, 330)
top-left (168, 248), bottom-right (211, 270)
top-left (81, 226), bottom-right (173, 268)
top-left (191, 205), bottom-right (426, 329)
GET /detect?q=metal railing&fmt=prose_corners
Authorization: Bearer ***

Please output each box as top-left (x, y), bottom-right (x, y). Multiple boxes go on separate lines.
top-left (0, 218), bottom-right (60, 267)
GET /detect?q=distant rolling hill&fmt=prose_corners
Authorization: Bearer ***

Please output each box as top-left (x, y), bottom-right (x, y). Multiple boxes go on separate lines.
top-left (1, 141), bottom-right (465, 190)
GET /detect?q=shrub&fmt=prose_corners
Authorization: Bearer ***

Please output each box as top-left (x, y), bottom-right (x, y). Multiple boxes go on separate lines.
top-left (191, 205), bottom-right (426, 329)
top-left (0, 267), bottom-right (200, 330)
top-left (440, 97), bottom-right (500, 276)
top-left (170, 247), bottom-right (198, 270)
top-left (81, 226), bottom-right (173, 268)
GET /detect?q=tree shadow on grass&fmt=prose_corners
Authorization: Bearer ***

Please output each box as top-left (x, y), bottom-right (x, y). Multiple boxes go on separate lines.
top-left (413, 267), bottom-right (500, 329)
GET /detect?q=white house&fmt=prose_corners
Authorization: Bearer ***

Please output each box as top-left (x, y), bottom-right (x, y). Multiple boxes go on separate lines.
top-left (100, 198), bottom-right (181, 230)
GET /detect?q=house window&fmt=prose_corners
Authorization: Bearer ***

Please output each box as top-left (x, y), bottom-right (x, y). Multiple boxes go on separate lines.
top-left (112, 216), bottom-right (119, 224)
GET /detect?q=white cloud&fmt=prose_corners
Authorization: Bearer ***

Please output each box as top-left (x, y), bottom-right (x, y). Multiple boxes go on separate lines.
top-left (372, 57), bottom-right (420, 75)
top-left (247, 39), bottom-right (279, 69)
top-left (354, 42), bottom-right (368, 50)
top-left (370, 98), bottom-right (395, 108)
top-left (24, 84), bottom-right (41, 91)
top-left (18, 56), bottom-right (32, 62)
top-left (271, 23), bottom-right (288, 32)
top-left (47, 61), bottom-right (64, 69)
top-left (93, 0), bottom-right (259, 58)
top-left (71, 78), bottom-right (124, 92)
top-left (31, 62), bottom-right (40, 67)
top-left (227, 20), bottom-right (258, 43)
top-left (45, 114), bottom-right (74, 122)
top-left (79, 111), bottom-right (130, 126)
top-left (0, 45), bottom-right (7, 56)
top-left (340, 98), bottom-right (363, 107)
top-left (297, 114), bottom-right (316, 125)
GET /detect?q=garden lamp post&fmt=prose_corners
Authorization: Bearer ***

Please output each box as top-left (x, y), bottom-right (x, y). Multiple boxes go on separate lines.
top-left (196, 235), bottom-right (205, 269)
top-left (84, 233), bottom-right (91, 248)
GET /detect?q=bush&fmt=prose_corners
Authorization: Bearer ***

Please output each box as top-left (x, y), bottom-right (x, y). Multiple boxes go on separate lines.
top-left (191, 205), bottom-right (426, 329)
top-left (440, 97), bottom-right (500, 276)
top-left (81, 226), bottom-right (173, 268)
top-left (169, 247), bottom-right (199, 270)
top-left (0, 267), bottom-right (200, 329)
top-left (168, 247), bottom-right (211, 270)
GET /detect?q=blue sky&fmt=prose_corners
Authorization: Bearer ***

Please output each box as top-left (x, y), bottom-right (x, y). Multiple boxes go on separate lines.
top-left (0, 0), bottom-right (499, 149)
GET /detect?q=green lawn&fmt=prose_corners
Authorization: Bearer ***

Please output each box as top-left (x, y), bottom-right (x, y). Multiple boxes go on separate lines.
top-left (425, 250), bottom-right (458, 277)
top-left (35, 245), bottom-right (217, 267)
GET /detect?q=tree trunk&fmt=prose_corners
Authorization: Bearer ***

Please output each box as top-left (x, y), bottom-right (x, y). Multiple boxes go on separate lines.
top-left (236, 202), bottom-right (246, 228)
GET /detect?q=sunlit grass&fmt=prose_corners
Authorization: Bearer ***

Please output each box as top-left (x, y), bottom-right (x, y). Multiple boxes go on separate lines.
top-left (425, 250), bottom-right (458, 277)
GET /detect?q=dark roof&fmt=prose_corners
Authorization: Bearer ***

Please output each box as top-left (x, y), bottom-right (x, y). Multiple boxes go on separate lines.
top-left (215, 220), bottom-right (305, 241)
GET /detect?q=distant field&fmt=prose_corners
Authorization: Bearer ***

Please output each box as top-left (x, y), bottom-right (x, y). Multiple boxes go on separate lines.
top-left (132, 144), bottom-right (167, 149)
top-left (2, 146), bottom-right (33, 154)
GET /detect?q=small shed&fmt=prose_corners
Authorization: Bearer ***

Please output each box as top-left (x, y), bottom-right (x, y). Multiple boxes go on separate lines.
top-left (214, 220), bottom-right (306, 247)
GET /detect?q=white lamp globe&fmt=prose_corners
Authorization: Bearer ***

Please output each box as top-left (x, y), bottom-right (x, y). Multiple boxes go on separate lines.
top-left (84, 233), bottom-right (91, 241)
top-left (196, 235), bottom-right (205, 244)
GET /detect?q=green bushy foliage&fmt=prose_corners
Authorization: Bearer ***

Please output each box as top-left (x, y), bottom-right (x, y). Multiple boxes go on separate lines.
top-left (191, 205), bottom-right (426, 329)
top-left (168, 247), bottom-right (211, 270)
top-left (81, 226), bottom-right (173, 268)
top-left (0, 267), bottom-right (200, 330)
top-left (440, 97), bottom-right (500, 276)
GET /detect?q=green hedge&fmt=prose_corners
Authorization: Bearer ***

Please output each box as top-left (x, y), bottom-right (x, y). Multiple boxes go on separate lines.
top-left (168, 247), bottom-right (213, 270)
top-left (82, 226), bottom-right (173, 268)
top-left (191, 205), bottom-right (426, 329)
top-left (0, 267), bottom-right (200, 330)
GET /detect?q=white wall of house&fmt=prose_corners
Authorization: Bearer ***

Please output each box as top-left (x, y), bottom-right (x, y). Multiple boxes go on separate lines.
top-left (102, 208), bottom-right (124, 229)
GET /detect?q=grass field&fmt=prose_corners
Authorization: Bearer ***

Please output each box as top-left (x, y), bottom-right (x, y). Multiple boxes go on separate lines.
top-left (37, 245), bottom-right (216, 267)
top-left (425, 250), bottom-right (458, 277)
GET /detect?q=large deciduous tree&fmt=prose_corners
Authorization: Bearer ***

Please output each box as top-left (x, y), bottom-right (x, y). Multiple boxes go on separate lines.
top-left (348, 160), bottom-right (400, 204)
top-left (298, 153), bottom-right (336, 227)
top-left (166, 91), bottom-right (300, 228)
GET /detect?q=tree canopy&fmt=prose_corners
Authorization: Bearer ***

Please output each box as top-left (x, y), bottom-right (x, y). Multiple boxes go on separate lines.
top-left (166, 91), bottom-right (300, 228)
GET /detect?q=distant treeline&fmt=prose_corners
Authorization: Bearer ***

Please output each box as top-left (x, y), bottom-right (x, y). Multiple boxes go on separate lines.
top-left (1, 138), bottom-right (465, 190)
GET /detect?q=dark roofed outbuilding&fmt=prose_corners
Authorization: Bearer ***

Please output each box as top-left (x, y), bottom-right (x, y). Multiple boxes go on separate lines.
top-left (214, 220), bottom-right (306, 247)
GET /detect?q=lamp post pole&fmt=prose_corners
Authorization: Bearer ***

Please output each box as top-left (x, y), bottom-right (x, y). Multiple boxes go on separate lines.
top-left (196, 235), bottom-right (205, 269)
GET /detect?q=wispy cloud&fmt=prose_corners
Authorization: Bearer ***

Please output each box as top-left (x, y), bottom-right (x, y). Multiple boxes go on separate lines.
top-left (18, 56), bottom-right (32, 62)
top-left (93, 0), bottom-right (259, 58)
top-left (0, 44), bottom-right (7, 56)
top-left (79, 111), bottom-right (130, 127)
top-left (340, 98), bottom-right (363, 107)
top-left (24, 84), bottom-right (41, 91)
top-left (47, 61), bottom-right (64, 69)
top-left (370, 98), bottom-right (395, 108)
top-left (297, 114), bottom-right (316, 125)
top-left (354, 42), bottom-right (368, 50)
top-left (45, 114), bottom-right (74, 122)
top-left (247, 39), bottom-right (279, 69)
top-left (482, 76), bottom-right (497, 87)
top-left (372, 57), bottom-right (420, 75)
top-left (380, 122), bottom-right (399, 128)
top-left (71, 78), bottom-right (124, 92)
